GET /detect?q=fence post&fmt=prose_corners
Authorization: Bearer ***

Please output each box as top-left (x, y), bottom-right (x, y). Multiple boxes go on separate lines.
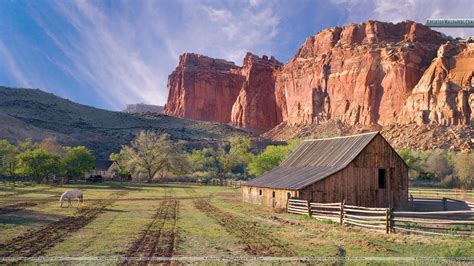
top-left (307, 200), bottom-right (311, 217)
top-left (385, 206), bottom-right (390, 234)
top-left (340, 200), bottom-right (345, 224)
top-left (442, 197), bottom-right (447, 211)
top-left (286, 197), bottom-right (290, 213)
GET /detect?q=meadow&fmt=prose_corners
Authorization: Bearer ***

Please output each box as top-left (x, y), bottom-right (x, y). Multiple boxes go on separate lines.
top-left (0, 182), bottom-right (473, 263)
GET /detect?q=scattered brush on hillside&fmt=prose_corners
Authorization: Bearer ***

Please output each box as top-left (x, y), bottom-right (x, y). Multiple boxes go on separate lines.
top-left (0, 87), bottom-right (254, 158)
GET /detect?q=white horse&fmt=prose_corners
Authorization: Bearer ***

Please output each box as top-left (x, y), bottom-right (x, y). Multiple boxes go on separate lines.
top-left (59, 190), bottom-right (84, 207)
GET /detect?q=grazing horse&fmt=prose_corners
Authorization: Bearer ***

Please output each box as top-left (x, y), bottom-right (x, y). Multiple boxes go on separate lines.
top-left (59, 190), bottom-right (83, 207)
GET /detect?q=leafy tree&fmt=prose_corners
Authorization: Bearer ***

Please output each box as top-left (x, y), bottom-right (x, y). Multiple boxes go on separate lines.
top-left (422, 149), bottom-right (453, 180)
top-left (17, 148), bottom-right (63, 183)
top-left (64, 146), bottom-right (95, 182)
top-left (215, 136), bottom-right (253, 180)
top-left (39, 138), bottom-right (66, 156)
top-left (109, 151), bottom-right (131, 178)
top-left (121, 131), bottom-right (181, 182)
top-left (188, 148), bottom-right (218, 173)
top-left (17, 139), bottom-right (39, 152)
top-left (157, 149), bottom-right (190, 179)
top-left (0, 140), bottom-right (19, 178)
top-left (454, 152), bottom-right (474, 188)
top-left (247, 139), bottom-right (300, 176)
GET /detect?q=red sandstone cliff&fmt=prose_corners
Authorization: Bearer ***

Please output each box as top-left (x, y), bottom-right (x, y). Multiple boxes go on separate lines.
top-left (163, 53), bottom-right (244, 124)
top-left (276, 20), bottom-right (446, 126)
top-left (400, 41), bottom-right (474, 125)
top-left (164, 20), bottom-right (473, 135)
top-left (230, 53), bottom-right (283, 133)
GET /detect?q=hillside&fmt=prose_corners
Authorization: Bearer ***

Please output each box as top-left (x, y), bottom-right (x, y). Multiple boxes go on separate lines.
top-left (0, 87), bottom-right (251, 158)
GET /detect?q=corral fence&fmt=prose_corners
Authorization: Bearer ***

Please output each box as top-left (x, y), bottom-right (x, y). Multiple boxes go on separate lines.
top-left (207, 179), bottom-right (242, 188)
top-left (287, 198), bottom-right (474, 237)
top-left (409, 188), bottom-right (474, 201)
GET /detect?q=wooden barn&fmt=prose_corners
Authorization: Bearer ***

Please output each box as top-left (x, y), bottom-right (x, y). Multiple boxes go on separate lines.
top-left (242, 132), bottom-right (408, 209)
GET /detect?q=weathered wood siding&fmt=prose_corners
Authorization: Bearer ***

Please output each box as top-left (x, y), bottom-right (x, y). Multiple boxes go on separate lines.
top-left (299, 134), bottom-right (408, 208)
top-left (242, 186), bottom-right (298, 209)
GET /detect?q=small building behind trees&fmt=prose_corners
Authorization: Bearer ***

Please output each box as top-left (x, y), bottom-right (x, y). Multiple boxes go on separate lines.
top-left (242, 132), bottom-right (409, 209)
top-left (85, 160), bottom-right (120, 180)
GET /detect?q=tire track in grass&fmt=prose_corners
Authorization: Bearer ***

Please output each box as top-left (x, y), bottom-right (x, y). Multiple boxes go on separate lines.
top-left (122, 196), bottom-right (179, 265)
top-left (194, 199), bottom-right (295, 257)
top-left (0, 191), bottom-right (128, 258)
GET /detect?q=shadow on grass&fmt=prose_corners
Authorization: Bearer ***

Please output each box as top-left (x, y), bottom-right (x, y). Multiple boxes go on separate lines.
top-left (102, 208), bottom-right (128, 213)
top-left (0, 209), bottom-right (66, 226)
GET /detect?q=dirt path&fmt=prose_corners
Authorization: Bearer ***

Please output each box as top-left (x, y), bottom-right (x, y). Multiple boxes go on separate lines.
top-left (0, 191), bottom-right (127, 258)
top-left (123, 198), bottom-right (179, 264)
top-left (194, 199), bottom-right (295, 257)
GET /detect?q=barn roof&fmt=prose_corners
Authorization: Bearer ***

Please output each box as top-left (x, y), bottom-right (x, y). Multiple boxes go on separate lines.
top-left (95, 160), bottom-right (116, 171)
top-left (244, 132), bottom-right (379, 190)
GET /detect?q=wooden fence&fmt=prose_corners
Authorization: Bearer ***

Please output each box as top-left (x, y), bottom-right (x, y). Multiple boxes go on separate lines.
top-left (287, 198), bottom-right (474, 237)
top-left (409, 188), bottom-right (474, 201)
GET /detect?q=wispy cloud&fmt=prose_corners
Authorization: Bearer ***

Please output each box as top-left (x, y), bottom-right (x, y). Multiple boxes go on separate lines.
top-left (2, 0), bottom-right (471, 111)
top-left (25, 0), bottom-right (281, 110)
top-left (0, 40), bottom-right (31, 88)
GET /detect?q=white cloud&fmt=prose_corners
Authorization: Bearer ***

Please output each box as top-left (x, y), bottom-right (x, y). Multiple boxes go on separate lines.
top-left (0, 40), bottom-right (31, 88)
top-left (332, 0), bottom-right (474, 38)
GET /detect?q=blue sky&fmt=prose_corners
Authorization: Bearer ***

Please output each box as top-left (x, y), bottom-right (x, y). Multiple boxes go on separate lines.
top-left (0, 0), bottom-right (473, 111)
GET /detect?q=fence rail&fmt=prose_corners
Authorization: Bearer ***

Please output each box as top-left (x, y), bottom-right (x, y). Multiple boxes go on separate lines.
top-left (409, 188), bottom-right (474, 201)
top-left (287, 197), bottom-right (474, 237)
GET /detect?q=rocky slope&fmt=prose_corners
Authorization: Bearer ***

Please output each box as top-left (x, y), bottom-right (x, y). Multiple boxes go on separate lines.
top-left (263, 121), bottom-right (473, 152)
top-left (163, 20), bottom-right (473, 151)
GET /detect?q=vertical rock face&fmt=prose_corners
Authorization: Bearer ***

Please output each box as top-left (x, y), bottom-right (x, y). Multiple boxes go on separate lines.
top-left (163, 53), bottom-right (244, 124)
top-left (163, 20), bottom-right (472, 134)
top-left (275, 20), bottom-right (446, 126)
top-left (230, 53), bottom-right (283, 133)
top-left (400, 41), bottom-right (474, 125)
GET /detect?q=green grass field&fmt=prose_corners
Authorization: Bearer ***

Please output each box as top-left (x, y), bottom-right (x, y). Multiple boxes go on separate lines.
top-left (0, 182), bottom-right (473, 263)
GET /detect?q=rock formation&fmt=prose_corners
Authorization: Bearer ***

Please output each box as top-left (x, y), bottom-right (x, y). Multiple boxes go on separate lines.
top-left (164, 53), bottom-right (244, 124)
top-left (230, 53), bottom-right (283, 133)
top-left (276, 20), bottom-right (446, 126)
top-left (400, 41), bottom-right (474, 125)
top-left (124, 103), bottom-right (163, 114)
top-left (163, 20), bottom-right (473, 135)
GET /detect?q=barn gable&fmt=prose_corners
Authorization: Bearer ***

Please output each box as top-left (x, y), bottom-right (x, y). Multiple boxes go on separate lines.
top-left (244, 132), bottom-right (380, 190)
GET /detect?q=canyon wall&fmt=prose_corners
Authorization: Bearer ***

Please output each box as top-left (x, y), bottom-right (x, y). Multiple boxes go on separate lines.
top-left (163, 20), bottom-right (473, 133)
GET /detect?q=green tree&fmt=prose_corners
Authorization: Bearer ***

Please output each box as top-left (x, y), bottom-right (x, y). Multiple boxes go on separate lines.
top-left (121, 131), bottom-right (181, 182)
top-left (17, 148), bottom-right (63, 183)
top-left (0, 140), bottom-right (19, 179)
top-left (18, 139), bottom-right (39, 152)
top-left (109, 151), bottom-right (131, 179)
top-left (213, 136), bottom-right (255, 183)
top-left (64, 146), bottom-right (95, 182)
top-left (247, 139), bottom-right (300, 176)
top-left (188, 148), bottom-right (218, 174)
